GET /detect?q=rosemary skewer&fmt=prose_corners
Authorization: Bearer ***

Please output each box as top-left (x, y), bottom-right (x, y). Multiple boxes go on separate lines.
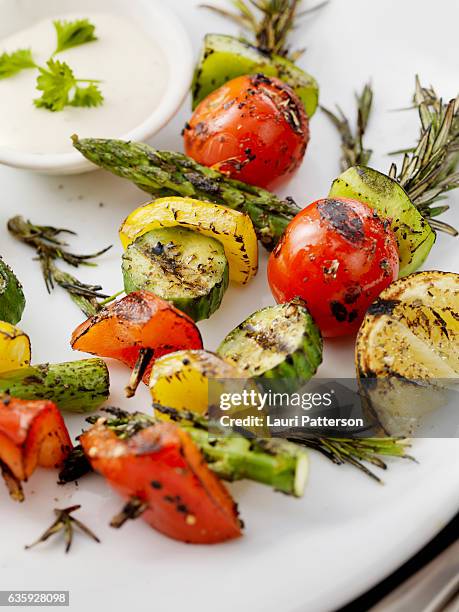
top-left (7, 215), bottom-right (112, 317)
top-left (325, 78), bottom-right (459, 237)
top-left (202, 0), bottom-right (328, 59)
top-left (288, 436), bottom-right (414, 484)
top-left (389, 77), bottom-right (459, 236)
top-left (321, 82), bottom-right (374, 171)
top-left (25, 505), bottom-right (100, 553)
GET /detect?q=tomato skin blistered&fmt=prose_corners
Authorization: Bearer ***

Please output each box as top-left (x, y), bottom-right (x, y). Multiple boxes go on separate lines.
top-left (268, 198), bottom-right (399, 338)
top-left (184, 74), bottom-right (309, 188)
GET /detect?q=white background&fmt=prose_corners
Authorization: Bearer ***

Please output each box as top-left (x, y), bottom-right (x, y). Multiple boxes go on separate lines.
top-left (0, 1), bottom-right (458, 611)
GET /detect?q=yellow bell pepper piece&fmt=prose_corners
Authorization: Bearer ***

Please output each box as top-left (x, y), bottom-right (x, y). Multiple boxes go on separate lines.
top-left (0, 322), bottom-right (31, 373)
top-left (150, 350), bottom-right (270, 438)
top-left (119, 197), bottom-right (258, 285)
top-left (150, 350), bottom-right (243, 416)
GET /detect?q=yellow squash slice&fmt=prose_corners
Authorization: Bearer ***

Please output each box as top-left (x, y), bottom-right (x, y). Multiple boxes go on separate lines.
top-left (120, 197), bottom-right (258, 284)
top-left (0, 322), bottom-right (31, 373)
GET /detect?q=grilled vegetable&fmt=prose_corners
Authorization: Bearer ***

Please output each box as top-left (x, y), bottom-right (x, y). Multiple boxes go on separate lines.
top-left (0, 257), bottom-right (25, 325)
top-left (327, 79), bottom-right (459, 277)
top-left (0, 397), bottom-right (72, 501)
top-left (80, 417), bottom-right (243, 544)
top-left (218, 299), bottom-right (322, 380)
top-left (71, 291), bottom-right (203, 397)
top-left (120, 197), bottom-right (258, 285)
top-left (72, 137), bottom-right (300, 251)
top-left (0, 322), bottom-right (31, 373)
top-left (185, 74), bottom-right (309, 188)
top-left (0, 359), bottom-right (109, 413)
top-left (80, 407), bottom-right (308, 499)
top-left (156, 405), bottom-right (308, 497)
top-left (122, 227), bottom-right (229, 322)
top-left (329, 167), bottom-right (435, 278)
top-left (357, 271), bottom-right (459, 435)
top-left (192, 34), bottom-right (318, 117)
top-left (268, 198), bottom-right (399, 337)
top-left (150, 350), bottom-right (242, 415)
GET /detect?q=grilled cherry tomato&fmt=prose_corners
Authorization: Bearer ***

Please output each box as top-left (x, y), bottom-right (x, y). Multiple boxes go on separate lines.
top-left (81, 419), bottom-right (242, 544)
top-left (268, 198), bottom-right (399, 337)
top-left (183, 74), bottom-right (309, 188)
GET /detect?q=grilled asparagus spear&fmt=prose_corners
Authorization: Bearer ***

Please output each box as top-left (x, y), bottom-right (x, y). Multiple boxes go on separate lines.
top-left (0, 359), bottom-right (109, 413)
top-left (72, 136), bottom-right (300, 250)
top-left (63, 407), bottom-right (309, 497)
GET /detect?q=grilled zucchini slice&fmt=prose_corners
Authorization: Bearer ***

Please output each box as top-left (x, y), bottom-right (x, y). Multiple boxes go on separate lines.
top-left (329, 166), bottom-right (436, 277)
top-left (217, 300), bottom-right (322, 381)
top-left (120, 197), bottom-right (258, 285)
top-left (192, 34), bottom-right (319, 117)
top-left (122, 227), bottom-right (229, 322)
top-left (0, 257), bottom-right (25, 325)
top-left (357, 271), bottom-right (459, 435)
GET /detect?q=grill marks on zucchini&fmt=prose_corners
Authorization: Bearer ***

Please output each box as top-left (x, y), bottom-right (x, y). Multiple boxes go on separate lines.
top-left (122, 228), bottom-right (229, 322)
top-left (217, 300), bottom-right (323, 380)
top-left (119, 197), bottom-right (258, 285)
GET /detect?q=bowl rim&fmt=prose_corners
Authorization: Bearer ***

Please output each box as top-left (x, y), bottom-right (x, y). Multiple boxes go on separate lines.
top-left (0, 0), bottom-right (194, 174)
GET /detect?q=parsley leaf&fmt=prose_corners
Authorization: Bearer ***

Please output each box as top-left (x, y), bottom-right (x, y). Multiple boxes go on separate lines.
top-left (0, 49), bottom-right (36, 79)
top-left (53, 19), bottom-right (97, 54)
top-left (34, 59), bottom-right (103, 112)
top-left (34, 59), bottom-right (76, 112)
top-left (71, 83), bottom-right (104, 108)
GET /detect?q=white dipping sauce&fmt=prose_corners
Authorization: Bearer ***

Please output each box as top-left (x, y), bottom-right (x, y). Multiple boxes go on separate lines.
top-left (0, 13), bottom-right (169, 154)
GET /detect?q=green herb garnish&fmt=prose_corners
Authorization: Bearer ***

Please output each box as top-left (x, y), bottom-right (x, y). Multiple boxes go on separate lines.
top-left (0, 18), bottom-right (103, 111)
top-left (53, 18), bottom-right (97, 54)
top-left (34, 59), bottom-right (103, 112)
top-left (0, 48), bottom-right (36, 79)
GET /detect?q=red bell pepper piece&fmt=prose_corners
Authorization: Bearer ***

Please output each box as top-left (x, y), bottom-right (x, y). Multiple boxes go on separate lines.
top-left (80, 420), bottom-right (243, 544)
top-left (0, 396), bottom-right (72, 501)
top-left (71, 291), bottom-right (203, 396)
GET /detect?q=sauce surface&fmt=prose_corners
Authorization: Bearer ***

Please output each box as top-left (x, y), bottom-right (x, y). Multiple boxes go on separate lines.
top-left (0, 13), bottom-right (169, 154)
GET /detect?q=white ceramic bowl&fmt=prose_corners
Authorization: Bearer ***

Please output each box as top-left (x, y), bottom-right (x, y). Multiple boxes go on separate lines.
top-left (0, 0), bottom-right (193, 174)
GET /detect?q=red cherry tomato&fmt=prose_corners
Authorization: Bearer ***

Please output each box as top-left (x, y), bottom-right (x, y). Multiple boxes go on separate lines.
top-left (183, 74), bottom-right (309, 188)
top-left (268, 198), bottom-right (399, 337)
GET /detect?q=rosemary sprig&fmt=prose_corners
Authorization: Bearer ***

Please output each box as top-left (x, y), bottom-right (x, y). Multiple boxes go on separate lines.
top-left (25, 505), bottom-right (100, 553)
top-left (7, 215), bottom-right (112, 317)
top-left (288, 436), bottom-right (414, 484)
top-left (202, 0), bottom-right (328, 59)
top-left (322, 82), bottom-right (374, 172)
top-left (388, 77), bottom-right (459, 236)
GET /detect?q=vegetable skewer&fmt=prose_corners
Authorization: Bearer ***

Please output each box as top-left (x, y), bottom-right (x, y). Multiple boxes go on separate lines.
top-left (72, 137), bottom-right (300, 251)
top-left (326, 79), bottom-right (459, 276)
top-left (59, 407), bottom-right (309, 498)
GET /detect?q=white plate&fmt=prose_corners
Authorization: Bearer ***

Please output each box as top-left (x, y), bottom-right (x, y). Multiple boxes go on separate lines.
top-left (0, 1), bottom-right (458, 611)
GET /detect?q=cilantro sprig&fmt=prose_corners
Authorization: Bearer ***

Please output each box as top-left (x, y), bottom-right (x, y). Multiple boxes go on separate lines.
top-left (53, 18), bottom-right (97, 54)
top-left (0, 49), bottom-right (36, 79)
top-left (34, 59), bottom-right (102, 112)
top-left (0, 18), bottom-right (103, 112)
